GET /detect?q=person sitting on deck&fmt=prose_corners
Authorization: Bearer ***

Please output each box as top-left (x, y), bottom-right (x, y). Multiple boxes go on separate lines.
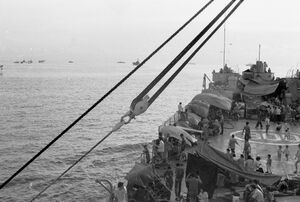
top-left (276, 122), bottom-right (282, 132)
top-left (254, 156), bottom-right (264, 173)
top-left (245, 155), bottom-right (255, 172)
top-left (198, 188), bottom-right (208, 202)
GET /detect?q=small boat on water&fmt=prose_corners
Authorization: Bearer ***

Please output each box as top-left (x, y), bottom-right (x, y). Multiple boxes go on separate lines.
top-left (0, 65), bottom-right (3, 76)
top-left (68, 61), bottom-right (74, 63)
top-left (132, 59), bottom-right (140, 66)
top-left (117, 61), bottom-right (126, 64)
top-left (38, 60), bottom-right (45, 63)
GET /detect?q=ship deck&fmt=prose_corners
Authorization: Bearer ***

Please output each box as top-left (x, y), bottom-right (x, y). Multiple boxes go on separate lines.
top-left (154, 119), bottom-right (300, 201)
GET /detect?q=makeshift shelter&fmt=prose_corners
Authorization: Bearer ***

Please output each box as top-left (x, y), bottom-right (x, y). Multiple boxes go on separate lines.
top-left (186, 142), bottom-right (281, 198)
top-left (126, 163), bottom-right (156, 188)
top-left (192, 93), bottom-right (232, 111)
top-left (243, 81), bottom-right (279, 96)
top-left (185, 100), bottom-right (209, 117)
top-left (159, 125), bottom-right (197, 145)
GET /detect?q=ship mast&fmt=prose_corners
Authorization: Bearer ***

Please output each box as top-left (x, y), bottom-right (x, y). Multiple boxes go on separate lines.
top-left (223, 24), bottom-right (226, 67)
top-left (258, 44), bottom-right (261, 61)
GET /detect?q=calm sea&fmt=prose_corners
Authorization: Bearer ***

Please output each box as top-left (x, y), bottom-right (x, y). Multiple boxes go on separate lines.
top-left (0, 62), bottom-right (208, 201)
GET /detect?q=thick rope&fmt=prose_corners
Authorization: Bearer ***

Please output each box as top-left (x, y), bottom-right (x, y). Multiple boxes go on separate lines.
top-left (130, 0), bottom-right (236, 110)
top-left (31, 1), bottom-right (245, 200)
top-left (30, 121), bottom-right (125, 201)
top-left (0, 1), bottom-right (213, 190)
top-left (148, 0), bottom-right (243, 106)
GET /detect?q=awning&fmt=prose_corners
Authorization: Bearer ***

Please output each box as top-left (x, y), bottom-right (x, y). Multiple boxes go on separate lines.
top-left (187, 142), bottom-right (281, 186)
top-left (159, 125), bottom-right (197, 145)
top-left (125, 163), bottom-right (156, 187)
top-left (192, 93), bottom-right (232, 111)
top-left (243, 82), bottom-right (279, 96)
top-left (186, 100), bottom-right (209, 118)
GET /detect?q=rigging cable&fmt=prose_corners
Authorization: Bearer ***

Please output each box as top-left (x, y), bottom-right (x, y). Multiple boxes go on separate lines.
top-left (0, 0), bottom-right (214, 190)
top-left (147, 0), bottom-right (244, 107)
top-left (30, 1), bottom-right (244, 200)
top-left (129, 0), bottom-right (237, 114)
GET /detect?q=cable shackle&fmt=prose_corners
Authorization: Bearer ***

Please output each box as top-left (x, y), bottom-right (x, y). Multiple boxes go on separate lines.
top-left (130, 0), bottom-right (237, 111)
top-left (0, 1), bottom-right (214, 190)
top-left (148, 0), bottom-right (244, 107)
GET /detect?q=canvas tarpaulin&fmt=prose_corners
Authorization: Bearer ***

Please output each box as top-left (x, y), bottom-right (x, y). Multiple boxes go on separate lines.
top-left (187, 142), bottom-right (281, 186)
top-left (243, 81), bottom-right (279, 96)
top-left (125, 163), bottom-right (156, 187)
top-left (192, 93), bottom-right (232, 111)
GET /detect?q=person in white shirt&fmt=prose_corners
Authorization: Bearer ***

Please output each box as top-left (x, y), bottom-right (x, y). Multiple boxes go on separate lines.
top-left (178, 102), bottom-right (185, 120)
top-left (198, 188), bottom-right (208, 202)
top-left (114, 182), bottom-right (128, 202)
top-left (157, 137), bottom-right (165, 161)
top-left (251, 184), bottom-right (264, 202)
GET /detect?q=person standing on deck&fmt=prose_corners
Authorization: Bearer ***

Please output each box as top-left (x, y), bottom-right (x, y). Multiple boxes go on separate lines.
top-left (186, 173), bottom-right (202, 202)
top-left (175, 163), bottom-right (184, 200)
top-left (266, 154), bottom-right (272, 173)
top-left (243, 139), bottom-right (251, 160)
top-left (265, 116), bottom-right (270, 134)
top-left (114, 182), bottom-right (128, 202)
top-left (218, 110), bottom-right (224, 135)
top-left (142, 144), bottom-right (150, 164)
top-left (228, 134), bottom-right (239, 155)
top-left (178, 102), bottom-right (184, 121)
top-left (157, 137), bottom-right (165, 162)
top-left (284, 145), bottom-right (290, 161)
top-left (242, 122), bottom-right (251, 142)
top-left (294, 144), bottom-right (300, 173)
top-left (255, 110), bottom-right (263, 129)
top-left (164, 166), bottom-right (174, 196)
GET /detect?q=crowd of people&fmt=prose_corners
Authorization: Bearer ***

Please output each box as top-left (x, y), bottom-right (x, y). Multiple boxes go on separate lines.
top-left (123, 100), bottom-right (300, 202)
top-left (225, 122), bottom-right (300, 175)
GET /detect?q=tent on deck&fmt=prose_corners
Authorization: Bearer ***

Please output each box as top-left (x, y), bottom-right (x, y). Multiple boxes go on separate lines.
top-left (125, 163), bottom-right (156, 188)
top-left (192, 93), bottom-right (232, 111)
top-left (186, 142), bottom-right (281, 198)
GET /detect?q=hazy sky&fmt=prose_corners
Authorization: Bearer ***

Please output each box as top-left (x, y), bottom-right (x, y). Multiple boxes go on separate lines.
top-left (1, 0), bottom-right (300, 75)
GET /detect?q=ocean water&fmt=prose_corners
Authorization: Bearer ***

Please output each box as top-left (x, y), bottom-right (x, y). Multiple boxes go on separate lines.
top-left (0, 62), bottom-right (208, 201)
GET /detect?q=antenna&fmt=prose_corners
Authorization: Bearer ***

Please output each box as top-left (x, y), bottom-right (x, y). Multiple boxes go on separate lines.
top-left (258, 44), bottom-right (261, 61)
top-left (223, 24), bottom-right (226, 67)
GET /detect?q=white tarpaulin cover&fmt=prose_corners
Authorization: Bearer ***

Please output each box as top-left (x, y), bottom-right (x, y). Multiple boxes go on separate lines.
top-left (192, 93), bottom-right (232, 111)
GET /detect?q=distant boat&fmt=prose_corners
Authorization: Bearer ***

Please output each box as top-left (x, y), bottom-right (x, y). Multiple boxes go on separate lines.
top-left (27, 60), bottom-right (33, 64)
top-left (188, 62), bottom-right (196, 65)
top-left (117, 61), bottom-right (125, 64)
top-left (132, 59), bottom-right (140, 66)
top-left (38, 60), bottom-right (45, 63)
top-left (13, 61), bottom-right (20, 64)
top-left (68, 61), bottom-right (74, 63)
top-left (0, 65), bottom-right (3, 75)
